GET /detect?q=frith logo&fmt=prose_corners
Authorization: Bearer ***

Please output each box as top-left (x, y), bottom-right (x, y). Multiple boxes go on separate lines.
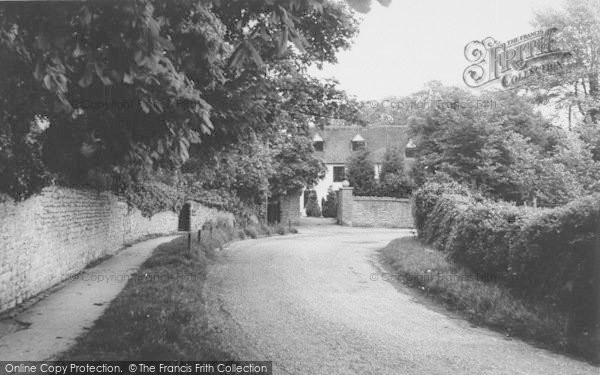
top-left (463, 28), bottom-right (572, 89)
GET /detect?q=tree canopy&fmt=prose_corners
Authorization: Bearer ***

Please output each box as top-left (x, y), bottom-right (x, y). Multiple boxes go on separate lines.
top-left (0, 0), bottom-right (381, 206)
top-left (407, 82), bottom-right (600, 207)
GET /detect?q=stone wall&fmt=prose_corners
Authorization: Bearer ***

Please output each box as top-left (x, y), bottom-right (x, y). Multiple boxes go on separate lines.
top-left (336, 187), bottom-right (413, 228)
top-left (0, 186), bottom-right (228, 313)
top-left (352, 196), bottom-right (413, 228)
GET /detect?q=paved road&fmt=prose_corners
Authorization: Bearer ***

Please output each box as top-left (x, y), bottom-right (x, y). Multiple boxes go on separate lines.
top-left (205, 225), bottom-right (599, 375)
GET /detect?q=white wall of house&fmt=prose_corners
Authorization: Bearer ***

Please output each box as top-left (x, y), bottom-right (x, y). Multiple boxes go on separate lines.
top-left (301, 164), bottom-right (344, 215)
top-left (300, 163), bottom-right (383, 215)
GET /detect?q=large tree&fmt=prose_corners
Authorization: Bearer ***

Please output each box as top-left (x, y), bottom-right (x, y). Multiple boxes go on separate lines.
top-left (531, 0), bottom-right (600, 142)
top-left (408, 82), bottom-right (600, 206)
top-left (0, 0), bottom-right (381, 202)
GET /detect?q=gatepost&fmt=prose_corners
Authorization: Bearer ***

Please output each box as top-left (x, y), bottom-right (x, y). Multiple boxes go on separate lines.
top-left (336, 186), bottom-right (353, 226)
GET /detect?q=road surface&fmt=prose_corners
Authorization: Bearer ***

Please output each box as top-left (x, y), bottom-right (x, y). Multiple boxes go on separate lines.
top-left (204, 224), bottom-right (598, 374)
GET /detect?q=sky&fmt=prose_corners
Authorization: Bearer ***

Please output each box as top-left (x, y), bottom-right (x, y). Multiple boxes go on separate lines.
top-left (309, 0), bottom-right (567, 100)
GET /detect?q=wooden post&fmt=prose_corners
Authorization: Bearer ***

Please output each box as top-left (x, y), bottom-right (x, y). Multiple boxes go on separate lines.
top-left (187, 232), bottom-right (191, 254)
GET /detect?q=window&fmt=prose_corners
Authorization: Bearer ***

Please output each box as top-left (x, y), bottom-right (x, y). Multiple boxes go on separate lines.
top-left (351, 133), bottom-right (366, 151)
top-left (405, 138), bottom-right (417, 158)
top-left (351, 140), bottom-right (365, 151)
top-left (405, 147), bottom-right (417, 158)
top-left (333, 166), bottom-right (345, 182)
top-left (313, 134), bottom-right (324, 151)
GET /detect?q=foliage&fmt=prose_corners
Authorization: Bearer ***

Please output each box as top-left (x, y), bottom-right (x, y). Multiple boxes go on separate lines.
top-left (304, 190), bottom-right (322, 217)
top-left (375, 145), bottom-right (413, 197)
top-left (531, 0), bottom-right (600, 129)
top-left (119, 179), bottom-right (185, 218)
top-left (410, 180), bottom-right (472, 233)
top-left (408, 82), bottom-right (600, 206)
top-left (0, 0), bottom-right (366, 204)
top-left (243, 226), bottom-right (259, 239)
top-left (269, 134), bottom-right (326, 197)
top-left (379, 145), bottom-right (405, 179)
top-left (322, 187), bottom-right (337, 217)
top-left (412, 183), bottom-right (600, 355)
top-left (377, 173), bottom-right (414, 198)
top-left (346, 148), bottom-right (376, 195)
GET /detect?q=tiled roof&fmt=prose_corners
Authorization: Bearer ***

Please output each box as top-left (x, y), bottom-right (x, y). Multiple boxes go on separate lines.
top-left (314, 125), bottom-right (409, 164)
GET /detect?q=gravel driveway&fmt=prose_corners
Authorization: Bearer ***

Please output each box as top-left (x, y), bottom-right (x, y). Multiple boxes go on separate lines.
top-left (204, 224), bottom-right (599, 375)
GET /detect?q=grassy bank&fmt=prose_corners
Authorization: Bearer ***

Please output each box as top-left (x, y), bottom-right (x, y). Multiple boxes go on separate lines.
top-left (379, 236), bottom-right (575, 357)
top-left (60, 223), bottom-right (295, 360)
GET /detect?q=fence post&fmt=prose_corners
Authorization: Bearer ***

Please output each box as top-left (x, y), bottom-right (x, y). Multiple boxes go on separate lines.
top-left (187, 232), bottom-right (191, 254)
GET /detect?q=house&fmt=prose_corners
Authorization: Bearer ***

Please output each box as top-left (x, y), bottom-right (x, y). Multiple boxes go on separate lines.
top-left (301, 124), bottom-right (415, 215)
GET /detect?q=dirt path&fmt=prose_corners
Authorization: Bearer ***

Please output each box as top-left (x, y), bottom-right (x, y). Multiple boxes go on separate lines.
top-left (205, 225), bottom-right (598, 375)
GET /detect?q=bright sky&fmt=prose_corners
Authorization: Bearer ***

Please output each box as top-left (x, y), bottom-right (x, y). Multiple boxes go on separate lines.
top-left (310, 0), bottom-right (567, 100)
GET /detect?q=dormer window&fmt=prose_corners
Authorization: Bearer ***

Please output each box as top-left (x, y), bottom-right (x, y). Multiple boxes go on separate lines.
top-left (351, 133), bottom-right (365, 151)
top-left (405, 138), bottom-right (417, 158)
top-left (313, 133), bottom-right (324, 151)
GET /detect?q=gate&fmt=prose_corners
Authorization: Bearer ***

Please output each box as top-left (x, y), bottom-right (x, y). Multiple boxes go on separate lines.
top-left (267, 200), bottom-right (281, 224)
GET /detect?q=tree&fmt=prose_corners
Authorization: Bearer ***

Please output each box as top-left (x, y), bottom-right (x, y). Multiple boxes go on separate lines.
top-left (531, 0), bottom-right (600, 127)
top-left (379, 145), bottom-right (405, 180)
top-left (347, 148), bottom-right (376, 195)
top-left (322, 187), bottom-right (337, 217)
top-left (305, 190), bottom-right (322, 217)
top-left (0, 0), bottom-right (371, 201)
top-left (407, 82), bottom-right (600, 206)
top-left (376, 145), bottom-right (413, 197)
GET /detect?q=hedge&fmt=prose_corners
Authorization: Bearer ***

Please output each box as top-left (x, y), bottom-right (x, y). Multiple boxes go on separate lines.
top-left (412, 182), bottom-right (599, 346)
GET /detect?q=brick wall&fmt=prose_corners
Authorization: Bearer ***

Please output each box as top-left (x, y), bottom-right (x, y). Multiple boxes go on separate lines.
top-left (336, 188), bottom-right (413, 228)
top-left (0, 186), bottom-right (229, 313)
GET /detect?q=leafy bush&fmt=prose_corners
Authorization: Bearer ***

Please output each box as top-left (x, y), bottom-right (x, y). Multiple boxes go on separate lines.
top-left (377, 173), bottom-right (414, 198)
top-left (322, 187), bottom-right (337, 218)
top-left (304, 190), bottom-right (322, 217)
top-left (445, 202), bottom-right (535, 281)
top-left (412, 181), bottom-right (472, 232)
top-left (215, 213), bottom-right (235, 229)
top-left (420, 193), bottom-right (472, 250)
top-left (120, 180), bottom-right (185, 217)
top-left (346, 148), bottom-right (377, 195)
top-left (413, 183), bottom-right (600, 356)
top-left (376, 146), bottom-right (414, 198)
top-left (243, 226), bottom-right (259, 239)
top-left (508, 195), bottom-right (600, 306)
top-left (260, 224), bottom-right (274, 236)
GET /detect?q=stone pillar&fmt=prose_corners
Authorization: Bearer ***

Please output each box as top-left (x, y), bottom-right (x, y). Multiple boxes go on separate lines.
top-left (280, 189), bottom-right (302, 226)
top-left (336, 187), bottom-right (353, 226)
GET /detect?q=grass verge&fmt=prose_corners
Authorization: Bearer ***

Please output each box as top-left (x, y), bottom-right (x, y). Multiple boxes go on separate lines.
top-left (60, 223), bottom-right (296, 360)
top-left (379, 236), bottom-right (574, 356)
